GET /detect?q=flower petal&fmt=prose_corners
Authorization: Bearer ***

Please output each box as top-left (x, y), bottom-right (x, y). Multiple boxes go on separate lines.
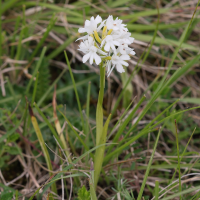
top-left (94, 54), bottom-right (101, 65)
top-left (90, 53), bottom-right (94, 65)
top-left (83, 52), bottom-right (91, 63)
top-left (76, 35), bottom-right (88, 41)
top-left (116, 64), bottom-right (125, 73)
top-left (130, 50), bottom-right (136, 55)
top-left (113, 41), bottom-right (120, 46)
top-left (107, 60), bottom-right (111, 72)
top-left (107, 64), bottom-right (115, 77)
top-left (97, 49), bottom-right (107, 55)
top-left (120, 54), bottom-right (130, 60)
top-left (78, 28), bottom-right (86, 33)
top-left (95, 15), bottom-right (102, 24)
top-left (97, 20), bottom-right (106, 32)
top-left (121, 60), bottom-right (129, 66)
top-left (104, 43), bottom-right (110, 51)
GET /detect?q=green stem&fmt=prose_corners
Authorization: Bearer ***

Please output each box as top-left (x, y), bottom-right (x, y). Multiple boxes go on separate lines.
top-left (94, 114), bottom-right (111, 188)
top-left (175, 120), bottom-right (182, 199)
top-left (137, 128), bottom-right (161, 200)
top-left (96, 63), bottom-right (105, 146)
top-left (99, 63), bottom-right (105, 104)
top-left (0, 0), bottom-right (2, 66)
top-left (90, 169), bottom-right (98, 200)
top-left (86, 82), bottom-right (91, 150)
top-left (155, 180), bottom-right (159, 200)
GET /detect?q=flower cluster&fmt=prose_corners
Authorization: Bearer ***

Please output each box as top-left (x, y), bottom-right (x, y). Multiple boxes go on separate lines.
top-left (77, 15), bottom-right (135, 77)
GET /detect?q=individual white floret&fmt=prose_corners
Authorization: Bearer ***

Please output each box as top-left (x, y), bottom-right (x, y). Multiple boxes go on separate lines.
top-left (118, 43), bottom-right (136, 56)
top-left (106, 15), bottom-right (126, 31)
top-left (78, 36), bottom-right (94, 53)
top-left (101, 35), bottom-right (120, 52)
top-left (79, 37), bottom-right (107, 65)
top-left (118, 31), bottom-right (134, 45)
top-left (82, 46), bottom-right (101, 65)
top-left (78, 15), bottom-right (104, 35)
top-left (107, 54), bottom-right (130, 77)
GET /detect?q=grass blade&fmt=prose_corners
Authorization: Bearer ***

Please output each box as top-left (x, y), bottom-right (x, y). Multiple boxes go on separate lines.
top-left (28, 104), bottom-right (57, 195)
top-left (137, 127), bottom-right (161, 200)
top-left (94, 114), bottom-right (111, 187)
top-left (64, 51), bottom-right (85, 135)
top-left (26, 46), bottom-right (47, 95)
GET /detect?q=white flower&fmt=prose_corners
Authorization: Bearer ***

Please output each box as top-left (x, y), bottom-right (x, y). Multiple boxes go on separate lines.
top-left (118, 31), bottom-right (134, 45)
top-left (107, 54), bottom-right (130, 77)
top-left (78, 36), bottom-right (94, 53)
top-left (79, 36), bottom-right (107, 65)
top-left (82, 46), bottom-right (101, 65)
top-left (78, 15), bottom-right (104, 35)
top-left (106, 15), bottom-right (126, 31)
top-left (77, 15), bottom-right (136, 76)
top-left (118, 43), bottom-right (135, 55)
top-left (101, 35), bottom-right (120, 52)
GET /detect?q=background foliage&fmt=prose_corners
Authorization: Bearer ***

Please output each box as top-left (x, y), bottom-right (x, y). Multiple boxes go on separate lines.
top-left (0, 0), bottom-right (200, 199)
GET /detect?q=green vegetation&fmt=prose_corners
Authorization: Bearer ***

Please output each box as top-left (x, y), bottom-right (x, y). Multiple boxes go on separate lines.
top-left (0, 0), bottom-right (200, 199)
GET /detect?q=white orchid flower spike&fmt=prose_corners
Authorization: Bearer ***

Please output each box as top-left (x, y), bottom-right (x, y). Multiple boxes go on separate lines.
top-left (77, 15), bottom-right (135, 77)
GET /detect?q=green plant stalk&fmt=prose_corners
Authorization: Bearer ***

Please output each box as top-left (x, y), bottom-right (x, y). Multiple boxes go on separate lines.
top-left (31, 72), bottom-right (39, 106)
top-left (175, 127), bottom-right (196, 179)
top-left (118, 53), bottom-right (200, 148)
top-left (26, 46), bottom-right (47, 94)
top-left (16, 1), bottom-right (82, 17)
top-left (111, 5), bottom-right (160, 136)
top-left (54, 112), bottom-right (72, 163)
top-left (142, 99), bottom-right (180, 132)
top-left (90, 170), bottom-right (98, 200)
top-left (0, 76), bottom-right (97, 106)
top-left (110, 53), bottom-right (143, 118)
top-left (113, 4), bottom-right (197, 142)
top-left (5, 77), bottom-right (17, 105)
top-left (161, 185), bottom-right (200, 200)
top-left (137, 128), bottom-right (161, 200)
top-left (141, 5), bottom-right (160, 65)
top-left (108, 96), bottom-right (137, 139)
top-left (0, 0), bottom-right (2, 66)
top-left (96, 62), bottom-right (105, 146)
top-left (104, 105), bottom-right (200, 164)
top-left (1, 0), bottom-right (19, 13)
top-left (11, 16), bottom-right (20, 58)
top-left (55, 75), bottom-right (97, 95)
top-left (155, 180), bottom-right (159, 200)
top-left (111, 4), bottom-right (159, 118)
top-left (94, 114), bottom-right (111, 188)
top-left (121, 7), bottom-right (170, 20)
top-left (175, 120), bottom-right (182, 199)
top-left (15, 5), bottom-right (26, 67)
top-left (48, 36), bottom-right (77, 60)
top-left (15, 190), bottom-right (18, 200)
top-left (58, 151), bottom-right (69, 199)
top-left (25, 47), bottom-right (46, 136)
top-left (120, 67), bottom-right (133, 109)
top-left (37, 145), bottom-right (106, 199)
top-left (64, 51), bottom-right (85, 135)
top-left (107, 95), bottom-right (146, 155)
top-left (86, 82), bottom-right (91, 150)
top-left (37, 67), bottom-right (67, 106)
top-left (30, 16), bottom-right (57, 61)
top-left (34, 103), bottom-right (66, 151)
top-left (53, 105), bottom-right (80, 187)
top-left (29, 105), bottom-right (57, 195)
top-left (57, 107), bottom-right (89, 151)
